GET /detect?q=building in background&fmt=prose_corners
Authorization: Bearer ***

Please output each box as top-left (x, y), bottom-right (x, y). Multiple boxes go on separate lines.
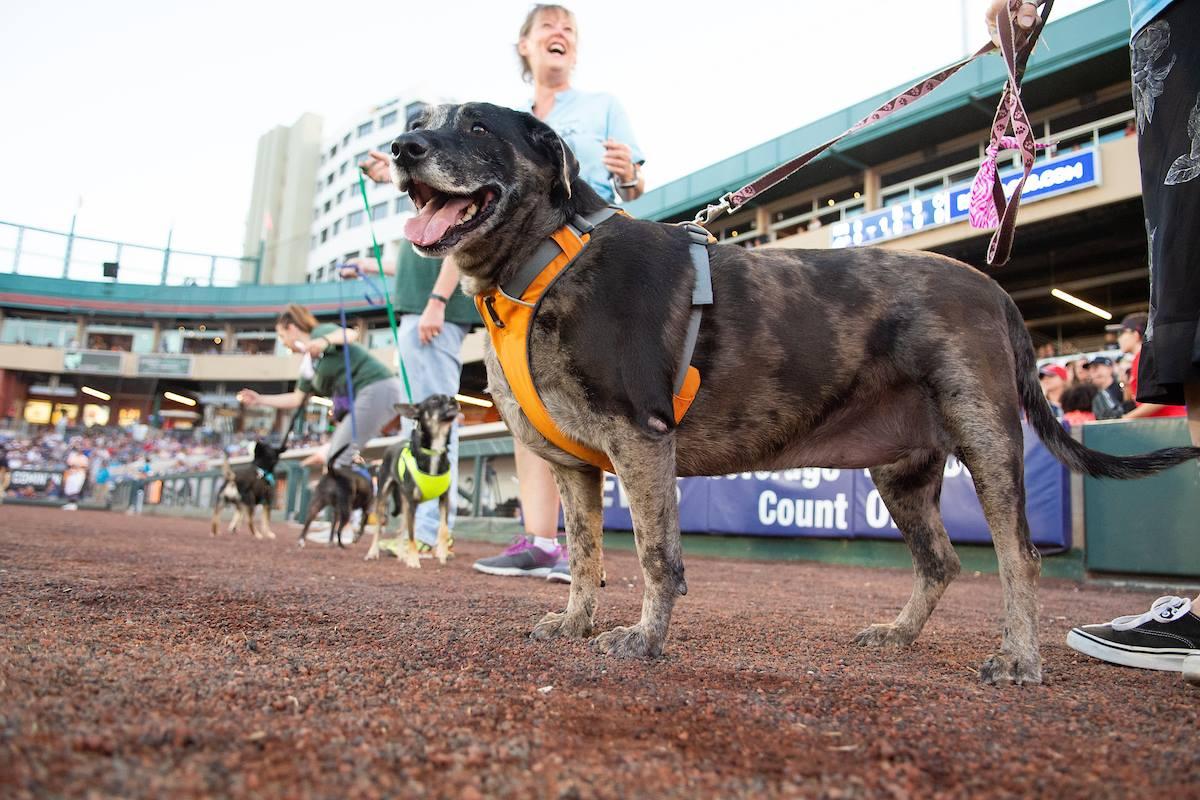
top-left (241, 113), bottom-right (323, 285)
top-left (241, 98), bottom-right (427, 286)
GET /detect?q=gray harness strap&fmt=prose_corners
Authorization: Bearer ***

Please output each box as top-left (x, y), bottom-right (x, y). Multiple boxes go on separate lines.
top-left (503, 206), bottom-right (620, 300)
top-left (673, 223), bottom-right (713, 395)
top-left (499, 208), bottom-right (712, 406)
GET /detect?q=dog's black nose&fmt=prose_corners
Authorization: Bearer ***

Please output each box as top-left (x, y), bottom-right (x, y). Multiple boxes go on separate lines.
top-left (392, 132), bottom-right (431, 165)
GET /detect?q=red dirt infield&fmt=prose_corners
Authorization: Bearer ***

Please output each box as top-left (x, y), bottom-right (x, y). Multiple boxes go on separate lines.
top-left (1, 506), bottom-right (1197, 798)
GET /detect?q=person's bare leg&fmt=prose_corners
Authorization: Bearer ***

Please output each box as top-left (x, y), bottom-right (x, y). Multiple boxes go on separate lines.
top-left (514, 439), bottom-right (560, 538)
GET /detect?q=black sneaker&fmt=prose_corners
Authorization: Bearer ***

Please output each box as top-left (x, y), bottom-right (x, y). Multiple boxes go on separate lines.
top-left (1066, 596), bottom-right (1200, 671)
top-left (472, 537), bottom-right (560, 578)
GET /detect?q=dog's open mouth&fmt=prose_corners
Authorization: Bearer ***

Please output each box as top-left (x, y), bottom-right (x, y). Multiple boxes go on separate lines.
top-left (404, 180), bottom-right (498, 249)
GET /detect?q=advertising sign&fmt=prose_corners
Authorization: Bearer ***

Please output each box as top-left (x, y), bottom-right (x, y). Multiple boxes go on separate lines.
top-left (600, 423), bottom-right (1070, 548)
top-left (137, 355), bottom-right (192, 377)
top-left (830, 149), bottom-right (1100, 249)
top-left (62, 350), bottom-right (123, 375)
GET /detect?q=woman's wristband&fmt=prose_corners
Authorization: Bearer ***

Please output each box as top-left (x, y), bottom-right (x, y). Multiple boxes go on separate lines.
top-left (429, 292), bottom-right (449, 305)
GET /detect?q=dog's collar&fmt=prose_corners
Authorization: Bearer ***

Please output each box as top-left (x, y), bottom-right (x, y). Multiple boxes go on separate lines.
top-left (396, 446), bottom-right (451, 502)
top-left (255, 466), bottom-right (275, 486)
top-left (474, 209), bottom-right (711, 472)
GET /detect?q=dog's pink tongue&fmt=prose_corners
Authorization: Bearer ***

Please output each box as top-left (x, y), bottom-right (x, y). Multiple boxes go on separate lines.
top-left (404, 195), bottom-right (473, 246)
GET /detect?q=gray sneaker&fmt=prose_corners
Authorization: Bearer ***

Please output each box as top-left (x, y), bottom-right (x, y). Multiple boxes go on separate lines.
top-left (546, 554), bottom-right (571, 584)
top-left (473, 537), bottom-right (560, 577)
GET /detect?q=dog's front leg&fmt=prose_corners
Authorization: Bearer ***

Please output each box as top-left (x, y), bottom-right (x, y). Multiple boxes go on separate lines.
top-left (365, 493), bottom-right (387, 560)
top-left (531, 464), bottom-right (604, 641)
top-left (401, 498), bottom-right (420, 569)
top-left (434, 493), bottom-right (452, 565)
top-left (591, 434), bottom-right (685, 659)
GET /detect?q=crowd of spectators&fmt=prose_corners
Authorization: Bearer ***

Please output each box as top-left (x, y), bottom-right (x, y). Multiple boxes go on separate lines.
top-left (1036, 312), bottom-right (1183, 423)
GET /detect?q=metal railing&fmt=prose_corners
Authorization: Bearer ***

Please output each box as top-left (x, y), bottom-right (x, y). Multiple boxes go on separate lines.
top-left (0, 220), bottom-right (259, 287)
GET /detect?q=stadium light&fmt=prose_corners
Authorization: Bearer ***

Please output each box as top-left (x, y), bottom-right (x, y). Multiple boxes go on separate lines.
top-left (163, 391), bottom-right (197, 406)
top-left (1049, 289), bottom-right (1112, 320)
top-left (455, 393), bottom-right (493, 408)
top-left (81, 386), bottom-right (111, 401)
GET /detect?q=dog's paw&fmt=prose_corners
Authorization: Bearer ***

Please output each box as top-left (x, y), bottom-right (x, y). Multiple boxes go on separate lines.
top-left (296, 538), bottom-right (306, 549)
top-left (978, 652), bottom-right (1042, 686)
top-left (364, 547), bottom-right (380, 561)
top-left (261, 528), bottom-right (276, 540)
top-left (404, 546), bottom-right (421, 569)
top-left (591, 624), bottom-right (662, 659)
top-left (531, 610), bottom-right (593, 641)
top-left (851, 623), bottom-right (917, 649)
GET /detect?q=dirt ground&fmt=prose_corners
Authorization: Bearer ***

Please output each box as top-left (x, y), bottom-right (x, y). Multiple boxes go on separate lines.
top-left (1, 506), bottom-right (1197, 799)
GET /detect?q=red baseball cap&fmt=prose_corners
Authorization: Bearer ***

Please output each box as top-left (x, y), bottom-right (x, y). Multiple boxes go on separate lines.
top-left (1038, 364), bottom-right (1068, 381)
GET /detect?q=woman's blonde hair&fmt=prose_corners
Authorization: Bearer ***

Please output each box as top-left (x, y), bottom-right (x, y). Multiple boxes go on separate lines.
top-left (276, 303), bottom-right (318, 333)
top-left (516, 4), bottom-right (576, 84)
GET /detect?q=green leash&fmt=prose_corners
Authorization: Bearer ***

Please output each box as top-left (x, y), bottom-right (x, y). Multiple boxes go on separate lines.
top-left (358, 171), bottom-right (413, 404)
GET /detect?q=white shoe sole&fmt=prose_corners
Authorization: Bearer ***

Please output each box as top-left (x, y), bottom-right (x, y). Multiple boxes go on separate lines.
top-left (472, 564), bottom-right (552, 577)
top-left (1066, 628), bottom-right (1194, 672)
top-left (546, 573), bottom-right (572, 584)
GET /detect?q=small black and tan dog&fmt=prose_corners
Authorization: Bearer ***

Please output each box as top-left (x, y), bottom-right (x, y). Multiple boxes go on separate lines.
top-left (365, 395), bottom-right (459, 567)
top-left (211, 437), bottom-right (287, 540)
top-left (297, 445), bottom-right (374, 548)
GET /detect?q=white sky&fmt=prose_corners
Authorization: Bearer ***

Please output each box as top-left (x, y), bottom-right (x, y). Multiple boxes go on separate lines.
top-left (0, 0), bottom-right (1104, 258)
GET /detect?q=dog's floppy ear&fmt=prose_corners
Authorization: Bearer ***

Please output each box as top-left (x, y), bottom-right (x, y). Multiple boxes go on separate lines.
top-left (524, 114), bottom-right (577, 201)
top-left (394, 402), bottom-right (418, 419)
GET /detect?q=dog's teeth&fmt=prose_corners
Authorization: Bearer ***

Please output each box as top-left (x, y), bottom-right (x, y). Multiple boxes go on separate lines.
top-left (461, 203), bottom-right (477, 223)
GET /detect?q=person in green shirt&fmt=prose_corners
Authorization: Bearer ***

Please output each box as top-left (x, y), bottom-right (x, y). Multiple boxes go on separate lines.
top-left (237, 303), bottom-right (402, 470)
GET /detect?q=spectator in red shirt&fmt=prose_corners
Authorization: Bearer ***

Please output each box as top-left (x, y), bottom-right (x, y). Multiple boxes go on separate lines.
top-left (1113, 313), bottom-right (1187, 419)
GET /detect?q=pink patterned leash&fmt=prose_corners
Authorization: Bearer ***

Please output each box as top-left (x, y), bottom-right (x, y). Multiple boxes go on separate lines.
top-left (692, 0), bottom-right (1054, 267)
top-left (967, 135), bottom-right (1051, 228)
top-left (972, 0), bottom-right (1055, 265)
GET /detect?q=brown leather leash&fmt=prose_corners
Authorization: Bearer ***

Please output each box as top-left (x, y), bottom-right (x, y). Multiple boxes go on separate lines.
top-left (693, 0), bottom-right (1055, 267)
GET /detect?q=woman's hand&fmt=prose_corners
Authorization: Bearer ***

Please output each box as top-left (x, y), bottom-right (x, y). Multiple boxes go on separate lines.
top-left (236, 389), bottom-right (260, 406)
top-left (985, 0), bottom-right (1039, 47)
top-left (359, 150), bottom-right (392, 184)
top-left (418, 300), bottom-right (446, 345)
top-left (602, 139), bottom-right (637, 184)
top-left (306, 338), bottom-right (329, 359)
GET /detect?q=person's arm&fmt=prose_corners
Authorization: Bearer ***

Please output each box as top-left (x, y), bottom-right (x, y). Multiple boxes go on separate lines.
top-left (1124, 402), bottom-right (1171, 419)
top-left (417, 256), bottom-right (461, 345)
top-left (603, 96), bottom-right (646, 202)
top-left (305, 326), bottom-right (357, 358)
top-left (342, 256), bottom-right (396, 278)
top-left (237, 388), bottom-right (305, 410)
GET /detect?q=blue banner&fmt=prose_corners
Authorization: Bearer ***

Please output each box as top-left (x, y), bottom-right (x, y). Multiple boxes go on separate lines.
top-left (830, 149), bottom-right (1099, 249)
top-left (600, 422), bottom-right (1070, 548)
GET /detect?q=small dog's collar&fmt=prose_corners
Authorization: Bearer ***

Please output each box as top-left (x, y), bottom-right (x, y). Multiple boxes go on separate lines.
top-left (255, 466), bottom-right (275, 486)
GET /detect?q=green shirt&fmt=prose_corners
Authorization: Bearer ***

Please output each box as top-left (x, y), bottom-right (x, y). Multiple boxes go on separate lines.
top-left (297, 323), bottom-right (394, 397)
top-left (394, 246), bottom-right (480, 326)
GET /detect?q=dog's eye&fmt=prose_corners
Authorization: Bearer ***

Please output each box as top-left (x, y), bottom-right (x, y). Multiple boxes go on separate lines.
top-left (470, 122), bottom-right (489, 136)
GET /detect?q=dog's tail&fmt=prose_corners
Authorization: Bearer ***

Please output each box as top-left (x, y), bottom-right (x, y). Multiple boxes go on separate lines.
top-left (1005, 294), bottom-right (1200, 478)
top-left (221, 457), bottom-right (237, 481)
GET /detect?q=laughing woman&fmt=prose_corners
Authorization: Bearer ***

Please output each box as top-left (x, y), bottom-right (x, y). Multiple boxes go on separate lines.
top-left (237, 303), bottom-right (402, 469)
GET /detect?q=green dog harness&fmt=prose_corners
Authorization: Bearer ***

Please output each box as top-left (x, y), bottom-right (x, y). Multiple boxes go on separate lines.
top-left (395, 446), bottom-right (451, 502)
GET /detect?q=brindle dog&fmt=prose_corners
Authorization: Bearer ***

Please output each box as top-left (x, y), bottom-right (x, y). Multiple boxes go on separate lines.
top-left (365, 395), bottom-right (459, 567)
top-left (388, 102), bottom-right (1200, 685)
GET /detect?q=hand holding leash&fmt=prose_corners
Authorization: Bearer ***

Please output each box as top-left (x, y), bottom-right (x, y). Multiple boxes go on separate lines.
top-left (335, 262), bottom-right (386, 307)
top-left (359, 150), bottom-right (392, 184)
top-left (986, 0), bottom-right (1041, 48)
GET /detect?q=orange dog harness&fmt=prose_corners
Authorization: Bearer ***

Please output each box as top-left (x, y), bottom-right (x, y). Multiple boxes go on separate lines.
top-left (476, 208), bottom-right (711, 472)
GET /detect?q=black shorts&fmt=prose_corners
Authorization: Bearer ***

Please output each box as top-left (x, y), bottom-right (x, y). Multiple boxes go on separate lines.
top-left (1132, 0), bottom-right (1200, 404)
